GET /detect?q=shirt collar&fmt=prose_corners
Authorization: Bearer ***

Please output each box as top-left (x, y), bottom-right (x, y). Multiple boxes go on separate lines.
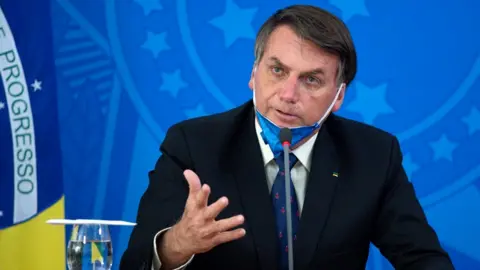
top-left (254, 116), bottom-right (317, 171)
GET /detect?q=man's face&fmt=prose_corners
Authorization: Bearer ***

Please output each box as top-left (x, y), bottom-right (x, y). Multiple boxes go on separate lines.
top-left (249, 25), bottom-right (345, 128)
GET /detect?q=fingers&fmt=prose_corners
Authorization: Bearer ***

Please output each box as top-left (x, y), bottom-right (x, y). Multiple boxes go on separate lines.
top-left (212, 228), bottom-right (246, 246)
top-left (203, 215), bottom-right (244, 236)
top-left (195, 184), bottom-right (210, 208)
top-left (204, 196), bottom-right (228, 220)
top-left (184, 169), bottom-right (210, 210)
top-left (177, 171), bottom-right (246, 254)
top-left (184, 169), bottom-right (201, 195)
top-left (183, 170), bottom-right (216, 211)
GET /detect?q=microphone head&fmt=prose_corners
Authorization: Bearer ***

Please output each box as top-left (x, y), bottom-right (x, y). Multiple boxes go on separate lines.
top-left (279, 128), bottom-right (292, 145)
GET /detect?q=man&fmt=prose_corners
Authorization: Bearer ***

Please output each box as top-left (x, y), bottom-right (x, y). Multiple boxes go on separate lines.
top-left (120, 4), bottom-right (454, 270)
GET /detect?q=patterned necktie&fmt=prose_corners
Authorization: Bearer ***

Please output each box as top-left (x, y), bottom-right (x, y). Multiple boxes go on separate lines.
top-left (271, 152), bottom-right (299, 270)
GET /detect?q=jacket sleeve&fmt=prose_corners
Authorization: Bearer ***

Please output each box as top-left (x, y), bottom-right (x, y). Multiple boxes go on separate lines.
top-left (372, 136), bottom-right (455, 270)
top-left (120, 123), bottom-right (194, 270)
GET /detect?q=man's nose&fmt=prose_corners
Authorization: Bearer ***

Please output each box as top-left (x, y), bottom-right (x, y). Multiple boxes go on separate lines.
top-left (278, 77), bottom-right (299, 102)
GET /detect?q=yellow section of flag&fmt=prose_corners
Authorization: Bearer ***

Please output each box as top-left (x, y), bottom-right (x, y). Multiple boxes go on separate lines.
top-left (91, 241), bottom-right (104, 265)
top-left (0, 197), bottom-right (65, 270)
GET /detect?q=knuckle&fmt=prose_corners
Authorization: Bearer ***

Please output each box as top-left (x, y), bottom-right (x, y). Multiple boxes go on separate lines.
top-left (198, 227), bottom-right (209, 238)
top-left (184, 208), bottom-right (195, 219)
top-left (216, 219), bottom-right (230, 232)
top-left (212, 236), bottom-right (223, 246)
top-left (213, 221), bottom-right (222, 231)
top-left (188, 222), bottom-right (199, 236)
top-left (202, 208), bottom-right (213, 219)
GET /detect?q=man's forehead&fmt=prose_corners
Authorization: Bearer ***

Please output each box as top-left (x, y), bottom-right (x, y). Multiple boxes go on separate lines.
top-left (265, 26), bottom-right (327, 53)
top-left (263, 52), bottom-right (337, 75)
top-left (265, 30), bottom-right (336, 63)
top-left (258, 26), bottom-right (339, 74)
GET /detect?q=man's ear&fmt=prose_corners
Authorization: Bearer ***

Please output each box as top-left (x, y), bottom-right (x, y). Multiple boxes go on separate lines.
top-left (248, 65), bottom-right (256, 90)
top-left (332, 83), bottom-right (346, 112)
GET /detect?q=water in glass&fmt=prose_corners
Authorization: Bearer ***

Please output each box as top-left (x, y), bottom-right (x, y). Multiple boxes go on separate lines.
top-left (67, 224), bottom-right (113, 270)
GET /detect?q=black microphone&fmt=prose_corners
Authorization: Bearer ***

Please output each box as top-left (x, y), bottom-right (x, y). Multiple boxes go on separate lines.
top-left (280, 128), bottom-right (293, 147)
top-left (279, 128), bottom-right (294, 270)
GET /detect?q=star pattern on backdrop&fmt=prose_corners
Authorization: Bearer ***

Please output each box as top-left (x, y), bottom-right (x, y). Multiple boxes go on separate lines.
top-left (462, 107), bottom-right (480, 135)
top-left (159, 69), bottom-right (187, 98)
top-left (56, 0), bottom-right (480, 268)
top-left (329, 0), bottom-right (370, 21)
top-left (141, 31), bottom-right (170, 58)
top-left (429, 134), bottom-right (457, 162)
top-left (346, 82), bottom-right (394, 124)
top-left (184, 103), bottom-right (208, 119)
top-left (403, 153), bottom-right (420, 181)
top-left (31, 79), bottom-right (42, 91)
top-left (134, 0), bottom-right (163, 16)
top-left (0, 101), bottom-right (5, 110)
top-left (209, 0), bottom-right (258, 48)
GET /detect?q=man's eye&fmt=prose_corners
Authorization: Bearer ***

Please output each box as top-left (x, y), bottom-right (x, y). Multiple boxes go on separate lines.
top-left (305, 76), bottom-right (320, 85)
top-left (272, 66), bottom-right (284, 74)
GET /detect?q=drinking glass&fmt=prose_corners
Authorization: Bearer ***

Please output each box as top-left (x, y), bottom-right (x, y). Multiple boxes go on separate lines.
top-left (66, 224), bottom-right (113, 270)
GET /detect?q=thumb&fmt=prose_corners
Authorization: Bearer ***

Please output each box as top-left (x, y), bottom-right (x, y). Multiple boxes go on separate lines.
top-left (184, 169), bottom-right (201, 196)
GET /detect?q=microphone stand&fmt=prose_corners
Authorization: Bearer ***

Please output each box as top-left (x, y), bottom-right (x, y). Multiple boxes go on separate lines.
top-left (280, 128), bottom-right (294, 270)
top-left (283, 143), bottom-right (294, 270)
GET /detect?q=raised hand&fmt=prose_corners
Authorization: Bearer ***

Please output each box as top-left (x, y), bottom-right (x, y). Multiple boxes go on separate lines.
top-left (158, 170), bottom-right (246, 269)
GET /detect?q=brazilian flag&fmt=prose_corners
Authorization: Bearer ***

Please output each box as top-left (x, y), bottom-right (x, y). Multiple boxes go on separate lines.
top-left (0, 0), bottom-right (65, 269)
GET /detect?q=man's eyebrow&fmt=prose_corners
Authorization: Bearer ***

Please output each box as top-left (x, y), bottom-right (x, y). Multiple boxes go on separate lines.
top-left (267, 56), bottom-right (326, 76)
top-left (267, 56), bottom-right (286, 67)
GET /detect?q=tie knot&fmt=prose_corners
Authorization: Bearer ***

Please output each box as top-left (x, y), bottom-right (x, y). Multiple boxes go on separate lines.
top-left (274, 153), bottom-right (298, 171)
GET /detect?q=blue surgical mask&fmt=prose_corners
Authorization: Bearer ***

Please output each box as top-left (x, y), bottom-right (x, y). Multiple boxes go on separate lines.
top-left (252, 67), bottom-right (344, 157)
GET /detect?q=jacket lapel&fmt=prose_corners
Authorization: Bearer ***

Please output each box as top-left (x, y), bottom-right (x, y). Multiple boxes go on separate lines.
top-left (294, 120), bottom-right (340, 270)
top-left (221, 105), bottom-right (279, 270)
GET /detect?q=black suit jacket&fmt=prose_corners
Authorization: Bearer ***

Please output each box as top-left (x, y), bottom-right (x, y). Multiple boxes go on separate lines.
top-left (120, 100), bottom-right (454, 270)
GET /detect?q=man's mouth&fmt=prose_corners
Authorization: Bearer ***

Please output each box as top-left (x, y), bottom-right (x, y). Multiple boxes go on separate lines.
top-left (274, 109), bottom-right (298, 121)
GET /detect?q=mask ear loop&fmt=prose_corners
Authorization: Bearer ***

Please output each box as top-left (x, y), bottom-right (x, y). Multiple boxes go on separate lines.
top-left (313, 82), bottom-right (346, 127)
top-left (252, 66), bottom-right (258, 106)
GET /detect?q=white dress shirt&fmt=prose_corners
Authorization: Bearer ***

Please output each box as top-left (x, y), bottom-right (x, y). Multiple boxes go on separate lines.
top-left (152, 117), bottom-right (318, 270)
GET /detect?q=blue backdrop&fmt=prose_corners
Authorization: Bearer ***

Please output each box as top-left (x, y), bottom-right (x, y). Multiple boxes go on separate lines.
top-left (47, 0), bottom-right (480, 269)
